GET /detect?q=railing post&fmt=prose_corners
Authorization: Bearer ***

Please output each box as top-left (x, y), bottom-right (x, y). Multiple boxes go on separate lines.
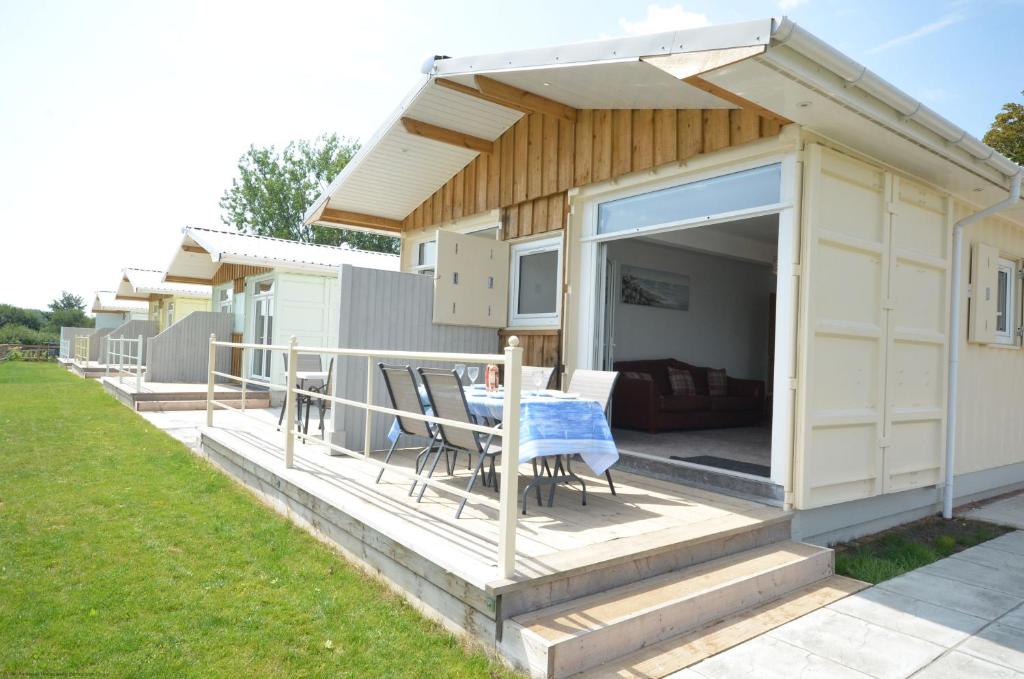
top-left (241, 346), bottom-right (247, 412)
top-left (364, 355), bottom-right (374, 459)
top-left (135, 334), bottom-right (143, 392)
top-left (284, 336), bottom-right (298, 468)
top-left (498, 336), bottom-right (522, 579)
top-left (104, 337), bottom-right (110, 378)
top-left (206, 333), bottom-right (216, 427)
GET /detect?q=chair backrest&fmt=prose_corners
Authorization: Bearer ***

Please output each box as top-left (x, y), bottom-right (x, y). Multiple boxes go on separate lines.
top-left (418, 367), bottom-right (481, 453)
top-left (378, 363), bottom-right (431, 439)
top-left (521, 365), bottom-right (555, 391)
top-left (283, 352), bottom-right (326, 387)
top-left (568, 369), bottom-right (620, 415)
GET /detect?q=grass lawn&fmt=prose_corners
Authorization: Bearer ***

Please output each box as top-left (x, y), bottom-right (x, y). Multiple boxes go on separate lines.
top-left (0, 362), bottom-right (518, 678)
top-left (834, 515), bottom-right (1013, 584)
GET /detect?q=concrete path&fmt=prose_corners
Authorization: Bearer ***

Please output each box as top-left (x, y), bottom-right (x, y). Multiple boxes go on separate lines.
top-left (672, 529), bottom-right (1024, 678)
top-left (966, 494), bottom-right (1024, 530)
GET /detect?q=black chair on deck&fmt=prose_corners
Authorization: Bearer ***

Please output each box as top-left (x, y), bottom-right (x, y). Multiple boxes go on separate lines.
top-left (377, 363), bottom-right (440, 488)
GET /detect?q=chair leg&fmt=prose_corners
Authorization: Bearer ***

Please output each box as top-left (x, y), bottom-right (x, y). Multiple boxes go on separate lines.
top-left (416, 444), bottom-right (446, 503)
top-left (605, 469), bottom-right (617, 496)
top-left (303, 396), bottom-right (312, 435)
top-left (567, 455), bottom-right (588, 507)
top-left (532, 459), bottom-right (542, 506)
top-left (455, 453), bottom-right (488, 519)
top-left (376, 435), bottom-right (400, 484)
top-left (409, 437), bottom-right (439, 496)
top-left (490, 456), bottom-right (498, 493)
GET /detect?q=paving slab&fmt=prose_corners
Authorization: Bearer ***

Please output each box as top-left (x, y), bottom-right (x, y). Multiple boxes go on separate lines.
top-left (912, 650), bottom-right (1024, 679)
top-left (766, 607), bottom-right (944, 679)
top-left (953, 543), bottom-right (1024, 571)
top-left (827, 586), bottom-right (986, 647)
top-left (921, 556), bottom-right (1024, 598)
top-left (965, 493), bottom-right (1024, 530)
top-left (983, 531), bottom-right (1024, 556)
top-left (876, 570), bottom-right (1022, 621)
top-left (959, 622), bottom-right (1024, 673)
top-left (681, 634), bottom-right (872, 679)
top-left (1001, 605), bottom-right (1024, 632)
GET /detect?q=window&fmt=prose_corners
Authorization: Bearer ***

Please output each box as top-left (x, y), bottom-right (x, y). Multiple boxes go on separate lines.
top-left (217, 288), bottom-right (233, 313)
top-left (509, 236), bottom-right (562, 327)
top-left (597, 163), bottom-right (782, 236)
top-left (251, 278), bottom-right (275, 379)
top-left (995, 257), bottom-right (1016, 346)
top-left (165, 302), bottom-right (174, 329)
top-left (412, 239), bottom-right (437, 275)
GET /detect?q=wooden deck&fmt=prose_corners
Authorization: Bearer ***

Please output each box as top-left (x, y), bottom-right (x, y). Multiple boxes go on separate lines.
top-left (198, 410), bottom-right (788, 614)
top-left (102, 377), bottom-right (270, 411)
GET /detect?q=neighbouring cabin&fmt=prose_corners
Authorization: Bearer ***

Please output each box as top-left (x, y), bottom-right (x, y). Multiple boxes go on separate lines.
top-left (116, 267), bottom-right (211, 332)
top-left (90, 290), bottom-right (148, 330)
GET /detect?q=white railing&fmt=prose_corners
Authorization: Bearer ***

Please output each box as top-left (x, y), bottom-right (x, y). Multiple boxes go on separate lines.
top-left (104, 334), bottom-right (145, 391)
top-left (205, 334), bottom-right (524, 578)
top-left (74, 335), bottom-right (89, 364)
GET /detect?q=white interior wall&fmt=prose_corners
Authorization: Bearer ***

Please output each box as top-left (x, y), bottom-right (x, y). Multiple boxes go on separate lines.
top-left (606, 238), bottom-right (776, 381)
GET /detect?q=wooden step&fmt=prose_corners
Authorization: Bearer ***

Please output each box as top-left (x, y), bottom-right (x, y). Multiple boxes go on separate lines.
top-left (136, 398), bottom-right (271, 412)
top-left (505, 541), bottom-right (833, 679)
top-left (576, 575), bottom-right (867, 678)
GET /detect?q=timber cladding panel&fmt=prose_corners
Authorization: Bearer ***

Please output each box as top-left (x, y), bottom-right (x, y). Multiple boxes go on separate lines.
top-left (401, 107), bottom-right (783, 236)
top-left (212, 263), bottom-right (271, 286)
top-left (499, 329), bottom-right (561, 384)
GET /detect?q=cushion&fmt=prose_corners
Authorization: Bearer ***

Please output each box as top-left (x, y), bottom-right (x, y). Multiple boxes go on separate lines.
top-left (622, 371), bottom-right (653, 382)
top-left (710, 396), bottom-right (760, 413)
top-left (660, 394), bottom-right (711, 413)
top-left (667, 367), bottom-right (696, 396)
top-left (707, 368), bottom-right (728, 396)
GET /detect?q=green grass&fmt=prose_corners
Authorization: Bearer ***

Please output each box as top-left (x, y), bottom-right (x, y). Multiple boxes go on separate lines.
top-left (0, 362), bottom-right (518, 678)
top-left (834, 515), bottom-right (1012, 584)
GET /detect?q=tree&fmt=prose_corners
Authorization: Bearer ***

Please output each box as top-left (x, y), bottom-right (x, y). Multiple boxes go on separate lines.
top-left (0, 304), bottom-right (46, 330)
top-left (44, 291), bottom-right (91, 333)
top-left (220, 134), bottom-right (399, 254)
top-left (983, 91), bottom-right (1024, 166)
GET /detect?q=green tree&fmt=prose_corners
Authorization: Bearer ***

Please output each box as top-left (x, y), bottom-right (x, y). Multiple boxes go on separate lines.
top-left (44, 291), bottom-right (92, 333)
top-left (0, 304), bottom-right (46, 330)
top-left (220, 134), bottom-right (399, 254)
top-left (983, 91), bottom-right (1024, 166)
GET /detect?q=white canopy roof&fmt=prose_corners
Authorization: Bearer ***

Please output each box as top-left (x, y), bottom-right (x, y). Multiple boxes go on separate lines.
top-left (92, 290), bottom-right (148, 314)
top-left (164, 226), bottom-right (401, 281)
top-left (305, 17), bottom-right (1021, 233)
top-left (116, 268), bottom-right (210, 300)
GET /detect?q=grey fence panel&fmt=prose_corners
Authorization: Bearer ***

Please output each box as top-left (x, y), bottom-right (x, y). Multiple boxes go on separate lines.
top-left (106, 320), bottom-right (159, 363)
top-left (330, 265), bottom-right (499, 453)
top-left (145, 312), bottom-right (233, 383)
top-left (59, 327), bottom-right (92, 358)
top-left (86, 328), bottom-right (114, 361)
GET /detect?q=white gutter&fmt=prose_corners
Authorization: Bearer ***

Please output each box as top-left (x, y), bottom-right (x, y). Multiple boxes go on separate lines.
top-left (943, 171), bottom-right (1023, 519)
top-left (769, 18), bottom-right (1019, 181)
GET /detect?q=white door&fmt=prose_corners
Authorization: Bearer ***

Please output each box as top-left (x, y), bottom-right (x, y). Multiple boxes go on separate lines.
top-left (251, 280), bottom-right (274, 379)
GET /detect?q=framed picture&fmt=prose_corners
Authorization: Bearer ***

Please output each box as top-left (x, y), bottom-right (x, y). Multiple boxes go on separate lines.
top-left (620, 265), bottom-right (690, 310)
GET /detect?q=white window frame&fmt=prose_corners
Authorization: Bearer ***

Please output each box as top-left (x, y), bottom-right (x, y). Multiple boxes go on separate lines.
top-left (411, 238), bottom-right (437, 275)
top-left (994, 257), bottom-right (1017, 346)
top-left (165, 302), bottom-right (174, 328)
top-left (249, 275), bottom-right (276, 380)
top-left (508, 235), bottom-right (563, 329)
top-left (217, 287), bottom-right (233, 313)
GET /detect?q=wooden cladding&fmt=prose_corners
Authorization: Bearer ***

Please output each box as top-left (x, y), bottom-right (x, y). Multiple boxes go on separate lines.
top-left (499, 329), bottom-right (562, 386)
top-left (402, 107), bottom-right (783, 234)
top-left (504, 192), bottom-right (567, 240)
top-left (230, 332), bottom-right (243, 377)
top-left (211, 263), bottom-right (271, 286)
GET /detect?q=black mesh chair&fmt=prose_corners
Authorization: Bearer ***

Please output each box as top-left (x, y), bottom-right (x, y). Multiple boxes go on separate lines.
top-left (278, 352), bottom-right (325, 428)
top-left (418, 367), bottom-right (502, 519)
top-left (377, 363), bottom-right (440, 488)
top-left (303, 357), bottom-right (334, 438)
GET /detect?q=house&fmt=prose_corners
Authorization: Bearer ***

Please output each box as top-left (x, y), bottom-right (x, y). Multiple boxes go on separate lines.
top-left (194, 19), bottom-right (1023, 678)
top-left (115, 267), bottom-right (211, 331)
top-left (90, 290), bottom-right (148, 330)
top-left (161, 226), bottom-right (400, 388)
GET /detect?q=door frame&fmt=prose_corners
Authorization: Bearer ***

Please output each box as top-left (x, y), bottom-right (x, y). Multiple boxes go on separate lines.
top-left (249, 275), bottom-right (275, 381)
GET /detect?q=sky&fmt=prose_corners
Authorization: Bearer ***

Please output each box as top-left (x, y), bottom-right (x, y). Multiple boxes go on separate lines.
top-left (0, 0), bottom-right (1020, 311)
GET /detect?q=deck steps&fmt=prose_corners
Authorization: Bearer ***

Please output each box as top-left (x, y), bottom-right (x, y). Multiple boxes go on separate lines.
top-left (505, 541), bottom-right (837, 679)
top-left (574, 575), bottom-right (867, 678)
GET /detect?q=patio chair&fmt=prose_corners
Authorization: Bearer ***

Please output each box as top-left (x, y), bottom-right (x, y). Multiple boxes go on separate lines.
top-left (377, 363), bottom-right (440, 486)
top-left (418, 367), bottom-right (501, 519)
top-left (521, 365), bottom-right (556, 392)
top-left (522, 369), bottom-right (620, 512)
top-left (277, 352), bottom-right (325, 428)
top-left (303, 357), bottom-right (334, 438)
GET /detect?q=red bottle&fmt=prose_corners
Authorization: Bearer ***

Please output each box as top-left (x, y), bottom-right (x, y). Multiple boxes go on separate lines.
top-left (485, 364), bottom-right (500, 392)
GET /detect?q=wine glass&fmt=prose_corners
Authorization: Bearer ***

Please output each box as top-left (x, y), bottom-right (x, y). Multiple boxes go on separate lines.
top-left (533, 371), bottom-right (545, 395)
top-left (467, 365), bottom-right (479, 386)
top-left (454, 363), bottom-right (466, 384)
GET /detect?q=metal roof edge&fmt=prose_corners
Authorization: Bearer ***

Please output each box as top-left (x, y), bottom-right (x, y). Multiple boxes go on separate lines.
top-left (769, 17), bottom-right (1021, 180)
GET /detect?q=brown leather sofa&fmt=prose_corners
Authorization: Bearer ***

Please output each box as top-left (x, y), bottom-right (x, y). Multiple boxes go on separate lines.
top-left (611, 358), bottom-right (765, 433)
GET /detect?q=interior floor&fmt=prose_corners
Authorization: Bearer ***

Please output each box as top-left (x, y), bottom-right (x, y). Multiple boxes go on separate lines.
top-left (613, 426), bottom-right (772, 477)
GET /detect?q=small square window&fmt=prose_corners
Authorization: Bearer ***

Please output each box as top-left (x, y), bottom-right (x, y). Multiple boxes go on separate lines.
top-left (412, 239), bottom-right (437, 275)
top-left (994, 258), bottom-right (1016, 346)
top-left (509, 236), bottom-right (562, 328)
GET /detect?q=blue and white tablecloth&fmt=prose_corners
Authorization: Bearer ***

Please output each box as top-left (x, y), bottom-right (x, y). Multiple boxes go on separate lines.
top-left (387, 389), bottom-right (619, 475)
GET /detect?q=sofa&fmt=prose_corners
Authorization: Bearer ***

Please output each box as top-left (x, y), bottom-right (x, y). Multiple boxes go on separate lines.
top-left (611, 358), bottom-right (765, 433)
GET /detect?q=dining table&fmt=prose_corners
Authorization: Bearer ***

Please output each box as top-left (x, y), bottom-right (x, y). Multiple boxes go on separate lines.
top-left (387, 385), bottom-right (619, 475)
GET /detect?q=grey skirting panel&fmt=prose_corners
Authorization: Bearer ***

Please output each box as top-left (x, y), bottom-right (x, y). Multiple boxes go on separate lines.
top-left (331, 265), bottom-right (499, 453)
top-left (145, 312), bottom-right (234, 383)
top-left (86, 328), bottom-right (114, 361)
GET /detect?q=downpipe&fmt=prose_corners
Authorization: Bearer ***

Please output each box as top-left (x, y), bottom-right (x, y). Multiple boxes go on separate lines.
top-left (943, 171), bottom-right (1022, 519)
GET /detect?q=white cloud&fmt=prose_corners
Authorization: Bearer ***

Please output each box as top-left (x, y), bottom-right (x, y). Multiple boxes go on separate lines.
top-left (778, 0), bottom-right (809, 10)
top-left (618, 4), bottom-right (709, 36)
top-left (868, 14), bottom-right (964, 54)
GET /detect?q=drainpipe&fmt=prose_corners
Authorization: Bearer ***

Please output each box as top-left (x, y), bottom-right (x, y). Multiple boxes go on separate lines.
top-left (943, 170), bottom-right (1022, 519)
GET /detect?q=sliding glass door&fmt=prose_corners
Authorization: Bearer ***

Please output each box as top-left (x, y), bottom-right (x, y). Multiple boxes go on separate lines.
top-left (250, 279), bottom-right (274, 380)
